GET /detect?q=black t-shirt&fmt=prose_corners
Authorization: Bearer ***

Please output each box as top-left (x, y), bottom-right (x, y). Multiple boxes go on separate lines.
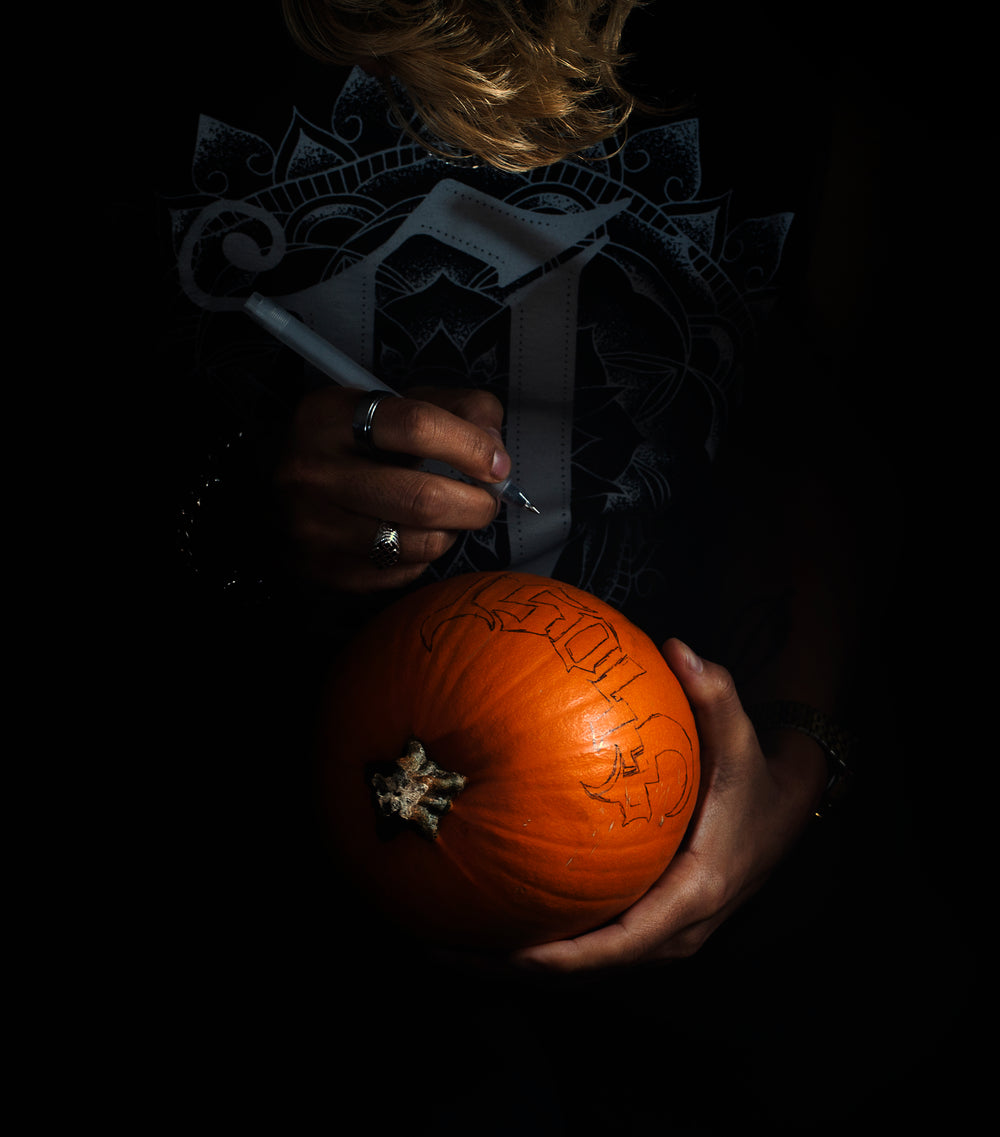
top-left (143, 2), bottom-right (831, 647)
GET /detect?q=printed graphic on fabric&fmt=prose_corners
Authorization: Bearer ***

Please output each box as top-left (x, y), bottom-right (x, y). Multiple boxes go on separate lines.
top-left (170, 67), bottom-right (791, 592)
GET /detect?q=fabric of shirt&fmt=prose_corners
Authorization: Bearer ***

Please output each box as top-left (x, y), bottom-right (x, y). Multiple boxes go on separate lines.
top-left (146, 3), bottom-right (828, 646)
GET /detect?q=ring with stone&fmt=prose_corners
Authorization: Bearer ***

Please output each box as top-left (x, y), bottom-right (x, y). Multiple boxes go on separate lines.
top-left (369, 520), bottom-right (402, 568)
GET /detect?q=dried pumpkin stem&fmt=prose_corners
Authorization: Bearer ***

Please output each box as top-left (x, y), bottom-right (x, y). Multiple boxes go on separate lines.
top-left (371, 739), bottom-right (467, 839)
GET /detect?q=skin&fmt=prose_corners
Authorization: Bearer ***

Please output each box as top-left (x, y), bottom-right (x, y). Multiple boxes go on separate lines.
top-left (511, 639), bottom-right (829, 970)
top-left (277, 390), bottom-right (845, 972)
top-left (276, 385), bottom-right (509, 591)
top-left (269, 0), bottom-right (876, 977)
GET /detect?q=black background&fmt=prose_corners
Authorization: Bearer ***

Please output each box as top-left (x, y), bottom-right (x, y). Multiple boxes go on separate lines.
top-left (82, 3), bottom-right (988, 1130)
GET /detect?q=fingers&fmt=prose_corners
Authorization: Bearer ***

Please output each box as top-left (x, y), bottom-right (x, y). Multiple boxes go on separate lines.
top-left (409, 384), bottom-right (506, 441)
top-left (295, 509), bottom-right (458, 568)
top-left (511, 643), bottom-right (762, 975)
top-left (338, 459), bottom-right (501, 531)
top-left (284, 453), bottom-right (500, 533)
top-left (360, 386), bottom-right (511, 485)
top-left (511, 850), bottom-right (717, 974)
top-left (287, 386), bottom-right (510, 483)
top-left (296, 526), bottom-right (456, 592)
top-left (277, 385), bottom-right (512, 590)
top-left (511, 914), bottom-right (654, 974)
top-left (284, 491), bottom-right (463, 592)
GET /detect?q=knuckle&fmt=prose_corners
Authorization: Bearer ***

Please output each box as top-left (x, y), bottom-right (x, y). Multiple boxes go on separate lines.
top-left (398, 399), bottom-right (442, 446)
top-left (274, 453), bottom-right (310, 492)
top-left (288, 386), bottom-right (350, 447)
top-left (401, 394), bottom-right (501, 476)
top-left (703, 660), bottom-right (750, 725)
top-left (275, 450), bottom-right (344, 500)
top-left (454, 387), bottom-right (503, 423)
top-left (402, 475), bottom-right (448, 526)
top-left (288, 514), bottom-right (323, 548)
top-left (475, 499), bottom-right (502, 529)
top-left (698, 867), bottom-right (731, 915)
top-left (416, 530), bottom-right (456, 562)
top-left (668, 927), bottom-right (713, 960)
top-left (706, 660), bottom-right (738, 703)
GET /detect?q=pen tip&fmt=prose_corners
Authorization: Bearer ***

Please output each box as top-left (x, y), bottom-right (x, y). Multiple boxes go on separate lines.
top-left (526, 504), bottom-right (541, 514)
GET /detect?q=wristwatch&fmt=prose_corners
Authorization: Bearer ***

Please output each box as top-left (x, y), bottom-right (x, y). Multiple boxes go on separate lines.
top-left (749, 700), bottom-right (856, 818)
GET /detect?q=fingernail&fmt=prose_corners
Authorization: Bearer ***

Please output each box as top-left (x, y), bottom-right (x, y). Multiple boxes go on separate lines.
top-left (491, 446), bottom-right (511, 480)
top-left (680, 641), bottom-right (704, 674)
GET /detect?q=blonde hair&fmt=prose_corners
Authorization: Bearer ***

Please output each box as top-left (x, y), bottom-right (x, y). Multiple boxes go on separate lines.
top-left (281, 0), bottom-right (646, 171)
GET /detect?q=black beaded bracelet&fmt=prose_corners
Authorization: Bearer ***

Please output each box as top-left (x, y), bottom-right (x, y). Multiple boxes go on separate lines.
top-left (749, 700), bottom-right (857, 818)
top-left (176, 430), bottom-right (280, 604)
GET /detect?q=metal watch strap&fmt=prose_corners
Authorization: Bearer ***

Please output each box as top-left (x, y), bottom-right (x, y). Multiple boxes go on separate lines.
top-left (749, 700), bottom-right (856, 818)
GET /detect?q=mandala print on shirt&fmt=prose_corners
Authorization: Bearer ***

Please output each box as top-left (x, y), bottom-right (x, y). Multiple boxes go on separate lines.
top-left (170, 68), bottom-right (792, 614)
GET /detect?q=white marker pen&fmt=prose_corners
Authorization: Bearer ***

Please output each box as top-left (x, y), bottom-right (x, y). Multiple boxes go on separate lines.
top-left (244, 293), bottom-right (539, 514)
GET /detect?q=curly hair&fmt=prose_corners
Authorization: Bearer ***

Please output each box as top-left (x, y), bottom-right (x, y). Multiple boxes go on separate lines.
top-left (281, 0), bottom-right (647, 171)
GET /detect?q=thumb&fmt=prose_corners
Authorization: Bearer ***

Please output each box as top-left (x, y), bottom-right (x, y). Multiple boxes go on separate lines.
top-left (661, 638), bottom-right (753, 755)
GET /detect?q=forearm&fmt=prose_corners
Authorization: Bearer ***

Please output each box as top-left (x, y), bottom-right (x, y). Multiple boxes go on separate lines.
top-left (711, 457), bottom-right (861, 820)
top-left (715, 463), bottom-right (857, 718)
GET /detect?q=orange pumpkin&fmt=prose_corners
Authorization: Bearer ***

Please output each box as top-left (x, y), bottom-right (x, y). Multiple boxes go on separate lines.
top-left (318, 571), bottom-right (699, 951)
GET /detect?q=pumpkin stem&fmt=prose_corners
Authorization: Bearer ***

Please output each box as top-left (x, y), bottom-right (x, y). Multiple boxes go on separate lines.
top-left (371, 739), bottom-right (467, 840)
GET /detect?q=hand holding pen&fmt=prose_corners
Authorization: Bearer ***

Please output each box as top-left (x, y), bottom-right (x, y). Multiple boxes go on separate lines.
top-left (245, 293), bottom-right (538, 592)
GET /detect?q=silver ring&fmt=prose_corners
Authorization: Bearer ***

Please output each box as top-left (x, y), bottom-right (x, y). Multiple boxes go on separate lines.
top-left (369, 520), bottom-right (401, 568)
top-left (352, 390), bottom-right (397, 456)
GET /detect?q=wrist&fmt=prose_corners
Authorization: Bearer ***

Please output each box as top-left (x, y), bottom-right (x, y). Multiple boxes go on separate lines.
top-left (749, 701), bottom-right (857, 819)
top-left (758, 726), bottom-right (829, 816)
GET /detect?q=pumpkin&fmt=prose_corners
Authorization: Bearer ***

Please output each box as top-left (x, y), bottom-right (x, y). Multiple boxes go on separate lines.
top-left (318, 571), bottom-right (699, 951)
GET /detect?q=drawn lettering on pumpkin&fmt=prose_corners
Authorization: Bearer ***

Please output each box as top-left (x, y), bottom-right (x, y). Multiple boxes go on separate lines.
top-left (419, 574), bottom-right (694, 825)
top-left (581, 741), bottom-right (656, 823)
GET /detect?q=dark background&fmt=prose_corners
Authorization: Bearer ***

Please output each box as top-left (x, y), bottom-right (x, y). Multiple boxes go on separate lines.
top-left (87, 3), bottom-right (987, 1130)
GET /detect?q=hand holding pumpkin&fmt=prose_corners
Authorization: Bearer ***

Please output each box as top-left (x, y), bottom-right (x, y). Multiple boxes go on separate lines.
top-left (320, 573), bottom-right (702, 953)
top-left (511, 638), bottom-right (829, 972)
top-left (275, 385), bottom-right (509, 590)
